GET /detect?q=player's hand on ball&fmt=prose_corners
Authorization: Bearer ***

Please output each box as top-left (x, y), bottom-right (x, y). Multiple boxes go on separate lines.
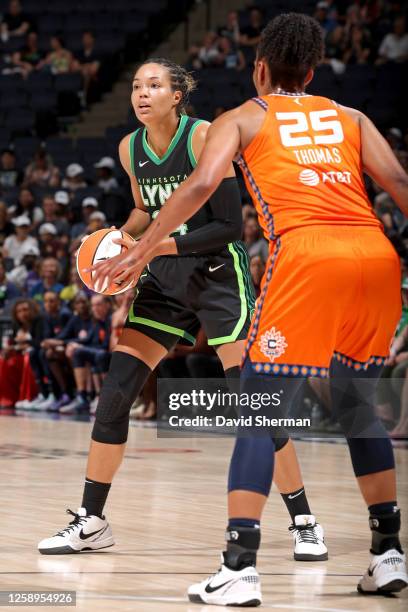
top-left (87, 241), bottom-right (146, 293)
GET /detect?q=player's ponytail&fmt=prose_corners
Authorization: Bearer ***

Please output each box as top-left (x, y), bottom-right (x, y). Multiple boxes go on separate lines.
top-left (137, 57), bottom-right (196, 115)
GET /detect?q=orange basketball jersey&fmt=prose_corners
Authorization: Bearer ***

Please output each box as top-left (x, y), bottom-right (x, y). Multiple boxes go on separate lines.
top-left (238, 93), bottom-right (381, 239)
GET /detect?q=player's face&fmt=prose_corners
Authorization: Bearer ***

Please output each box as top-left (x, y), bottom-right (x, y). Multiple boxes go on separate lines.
top-left (131, 63), bottom-right (182, 124)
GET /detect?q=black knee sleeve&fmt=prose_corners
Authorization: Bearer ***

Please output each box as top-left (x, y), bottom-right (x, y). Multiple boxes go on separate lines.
top-left (92, 352), bottom-right (152, 444)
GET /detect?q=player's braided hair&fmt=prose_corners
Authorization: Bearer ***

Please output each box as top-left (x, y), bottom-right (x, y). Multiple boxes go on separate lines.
top-left (138, 57), bottom-right (196, 115)
top-left (257, 13), bottom-right (324, 91)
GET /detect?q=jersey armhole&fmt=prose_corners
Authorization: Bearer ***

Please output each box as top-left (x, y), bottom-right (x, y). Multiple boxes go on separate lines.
top-left (187, 119), bottom-right (208, 167)
top-left (251, 97), bottom-right (268, 111)
top-left (129, 128), bottom-right (140, 176)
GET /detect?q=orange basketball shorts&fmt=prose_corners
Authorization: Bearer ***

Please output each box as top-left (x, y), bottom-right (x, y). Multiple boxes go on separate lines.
top-left (244, 226), bottom-right (401, 377)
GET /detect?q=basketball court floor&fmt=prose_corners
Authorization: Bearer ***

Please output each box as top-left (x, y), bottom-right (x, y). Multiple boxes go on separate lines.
top-left (0, 412), bottom-right (407, 611)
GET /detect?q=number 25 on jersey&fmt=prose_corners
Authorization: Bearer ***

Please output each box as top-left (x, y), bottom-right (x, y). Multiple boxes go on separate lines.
top-left (276, 110), bottom-right (344, 147)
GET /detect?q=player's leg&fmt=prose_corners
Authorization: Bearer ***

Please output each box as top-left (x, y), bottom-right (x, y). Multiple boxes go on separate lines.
top-left (330, 359), bottom-right (407, 594)
top-left (38, 328), bottom-right (168, 555)
top-left (217, 340), bottom-right (328, 562)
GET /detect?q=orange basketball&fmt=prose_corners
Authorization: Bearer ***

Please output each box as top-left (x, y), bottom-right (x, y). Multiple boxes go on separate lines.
top-left (76, 228), bottom-right (136, 295)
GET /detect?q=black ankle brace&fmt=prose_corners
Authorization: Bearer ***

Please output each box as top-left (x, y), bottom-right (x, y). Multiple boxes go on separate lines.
top-left (223, 525), bottom-right (261, 570)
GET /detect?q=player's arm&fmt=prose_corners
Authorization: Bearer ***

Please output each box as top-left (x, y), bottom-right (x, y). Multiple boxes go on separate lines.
top-left (171, 121), bottom-right (242, 256)
top-left (118, 134), bottom-right (151, 238)
top-left (343, 107), bottom-right (408, 217)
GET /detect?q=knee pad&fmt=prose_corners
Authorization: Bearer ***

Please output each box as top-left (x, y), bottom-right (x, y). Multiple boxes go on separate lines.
top-left (228, 436), bottom-right (275, 496)
top-left (92, 352), bottom-right (151, 445)
top-left (347, 437), bottom-right (395, 477)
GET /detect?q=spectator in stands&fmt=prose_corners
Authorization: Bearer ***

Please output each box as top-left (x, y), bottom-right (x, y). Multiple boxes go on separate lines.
top-left (6, 242), bottom-right (40, 292)
top-left (19, 290), bottom-right (70, 410)
top-left (73, 30), bottom-right (101, 103)
top-left (0, 0), bottom-right (32, 43)
top-left (218, 10), bottom-right (241, 47)
top-left (38, 35), bottom-right (77, 75)
top-left (61, 163), bottom-right (86, 192)
top-left (87, 211), bottom-right (107, 233)
top-left (41, 194), bottom-right (70, 238)
top-left (325, 25), bottom-right (346, 62)
top-left (377, 15), bottom-right (408, 63)
top-left (60, 266), bottom-right (93, 302)
top-left (0, 149), bottom-right (23, 191)
top-left (2, 215), bottom-right (39, 266)
top-left (0, 258), bottom-right (20, 312)
top-left (11, 31), bottom-right (43, 77)
top-left (38, 223), bottom-right (66, 261)
top-left (217, 36), bottom-right (245, 71)
top-left (188, 31), bottom-right (220, 69)
top-left (239, 7), bottom-right (264, 49)
top-left (62, 294), bottom-right (111, 413)
top-left (343, 24), bottom-right (372, 64)
top-left (13, 187), bottom-right (43, 228)
top-left (249, 254), bottom-right (265, 298)
top-left (314, 1), bottom-right (338, 35)
top-left (0, 297), bottom-right (39, 408)
top-left (243, 214), bottom-right (268, 260)
top-left (0, 201), bottom-right (14, 247)
top-left (29, 257), bottom-right (64, 303)
top-left (41, 292), bottom-right (92, 410)
top-left (23, 289), bottom-right (72, 410)
top-left (24, 149), bottom-right (60, 189)
top-left (70, 196), bottom-right (98, 240)
top-left (94, 157), bottom-right (119, 193)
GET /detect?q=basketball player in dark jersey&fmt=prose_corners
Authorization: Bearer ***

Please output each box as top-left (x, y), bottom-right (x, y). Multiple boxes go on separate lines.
top-left (38, 59), bottom-right (327, 562)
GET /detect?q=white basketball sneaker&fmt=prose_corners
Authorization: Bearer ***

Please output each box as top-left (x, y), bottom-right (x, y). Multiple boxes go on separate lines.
top-left (188, 555), bottom-right (262, 607)
top-left (358, 548), bottom-right (408, 594)
top-left (289, 515), bottom-right (328, 561)
top-left (38, 508), bottom-right (114, 555)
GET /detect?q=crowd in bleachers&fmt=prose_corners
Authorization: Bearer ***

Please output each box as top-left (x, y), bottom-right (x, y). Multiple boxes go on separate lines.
top-left (0, 0), bottom-right (408, 433)
top-left (0, 0), bottom-right (168, 138)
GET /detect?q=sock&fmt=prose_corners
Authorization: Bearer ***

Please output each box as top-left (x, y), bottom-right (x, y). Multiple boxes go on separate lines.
top-left (281, 487), bottom-right (311, 522)
top-left (224, 519), bottom-right (261, 570)
top-left (79, 390), bottom-right (88, 402)
top-left (368, 501), bottom-right (402, 555)
top-left (81, 478), bottom-right (111, 518)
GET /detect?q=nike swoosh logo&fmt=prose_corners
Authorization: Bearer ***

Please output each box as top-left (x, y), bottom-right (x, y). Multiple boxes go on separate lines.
top-left (288, 489), bottom-right (304, 499)
top-left (205, 580), bottom-right (233, 594)
top-left (79, 527), bottom-right (106, 540)
top-left (139, 161), bottom-right (149, 167)
top-left (209, 264), bottom-right (225, 272)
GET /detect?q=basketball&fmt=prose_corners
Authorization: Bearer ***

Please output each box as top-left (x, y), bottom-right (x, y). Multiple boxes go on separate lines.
top-left (76, 228), bottom-right (136, 295)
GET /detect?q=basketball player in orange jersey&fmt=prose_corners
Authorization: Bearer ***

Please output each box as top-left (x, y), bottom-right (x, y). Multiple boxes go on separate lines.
top-left (92, 13), bottom-right (408, 605)
top-left (38, 58), bottom-right (328, 562)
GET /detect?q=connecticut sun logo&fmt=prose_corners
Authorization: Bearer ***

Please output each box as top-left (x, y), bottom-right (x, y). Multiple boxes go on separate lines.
top-left (259, 327), bottom-right (288, 362)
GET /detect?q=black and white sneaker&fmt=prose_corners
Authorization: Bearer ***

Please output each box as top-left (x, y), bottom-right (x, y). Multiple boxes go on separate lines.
top-left (289, 514), bottom-right (328, 561)
top-left (38, 508), bottom-right (114, 555)
top-left (358, 549), bottom-right (407, 594)
top-left (188, 554), bottom-right (262, 607)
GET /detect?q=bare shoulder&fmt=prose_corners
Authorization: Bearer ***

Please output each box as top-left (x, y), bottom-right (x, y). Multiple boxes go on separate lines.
top-left (118, 132), bottom-right (137, 172)
top-left (337, 104), bottom-right (364, 125)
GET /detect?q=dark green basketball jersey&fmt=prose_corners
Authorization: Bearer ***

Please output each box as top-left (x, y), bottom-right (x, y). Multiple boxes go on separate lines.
top-left (129, 115), bottom-right (222, 245)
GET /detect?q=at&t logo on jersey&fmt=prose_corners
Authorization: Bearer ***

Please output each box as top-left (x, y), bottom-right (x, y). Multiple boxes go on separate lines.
top-left (298, 169), bottom-right (352, 186)
top-left (299, 169), bottom-right (320, 186)
top-left (259, 327), bottom-right (288, 362)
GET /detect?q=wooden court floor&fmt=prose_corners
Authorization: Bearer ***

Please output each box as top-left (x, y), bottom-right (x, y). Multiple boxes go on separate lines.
top-left (0, 413), bottom-right (407, 612)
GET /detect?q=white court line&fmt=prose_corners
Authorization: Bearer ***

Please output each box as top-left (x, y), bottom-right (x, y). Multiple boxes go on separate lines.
top-left (78, 593), bottom-right (356, 611)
